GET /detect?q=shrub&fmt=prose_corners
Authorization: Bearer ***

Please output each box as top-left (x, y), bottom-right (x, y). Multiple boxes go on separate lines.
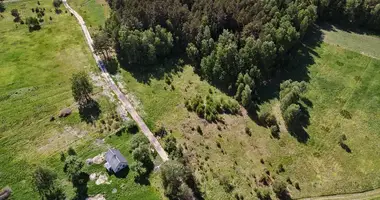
top-left (270, 125), bottom-right (280, 138)
top-left (216, 141), bottom-right (221, 148)
top-left (258, 108), bottom-right (276, 127)
top-left (245, 127), bottom-right (251, 136)
top-left (273, 180), bottom-right (290, 200)
top-left (154, 125), bottom-right (168, 138)
top-left (255, 187), bottom-right (271, 200)
top-left (219, 175), bottom-right (234, 193)
top-left (340, 109), bottom-right (352, 119)
top-left (196, 125), bottom-right (203, 135)
top-left (164, 74), bottom-right (171, 85)
top-left (53, 0), bottom-right (62, 8)
top-left (295, 182), bottom-right (300, 190)
top-left (67, 147), bottom-right (76, 156)
top-left (130, 133), bottom-right (149, 150)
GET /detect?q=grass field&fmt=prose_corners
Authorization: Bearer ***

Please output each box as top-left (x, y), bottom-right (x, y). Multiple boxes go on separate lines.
top-left (69, 0), bottom-right (110, 32)
top-left (320, 23), bottom-right (380, 59)
top-left (112, 29), bottom-right (380, 199)
top-left (0, 0), bottom-right (160, 199)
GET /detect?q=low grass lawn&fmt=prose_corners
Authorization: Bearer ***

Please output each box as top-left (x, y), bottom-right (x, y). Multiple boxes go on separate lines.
top-left (0, 0), bottom-right (159, 199)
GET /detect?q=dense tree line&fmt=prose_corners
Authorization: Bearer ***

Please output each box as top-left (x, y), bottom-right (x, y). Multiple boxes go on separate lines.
top-left (101, 0), bottom-right (379, 109)
top-left (102, 0), bottom-right (317, 108)
top-left (316, 0), bottom-right (380, 31)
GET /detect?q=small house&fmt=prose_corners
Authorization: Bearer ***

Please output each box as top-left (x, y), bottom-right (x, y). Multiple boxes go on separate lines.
top-left (104, 148), bottom-right (128, 173)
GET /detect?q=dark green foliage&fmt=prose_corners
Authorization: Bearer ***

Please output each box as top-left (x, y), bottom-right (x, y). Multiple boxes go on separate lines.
top-left (63, 156), bottom-right (84, 182)
top-left (32, 167), bottom-right (66, 200)
top-left (164, 135), bottom-right (183, 160)
top-left (219, 175), bottom-right (234, 193)
top-left (316, 0), bottom-right (380, 32)
top-left (11, 9), bottom-right (21, 22)
top-left (11, 9), bottom-right (19, 18)
top-left (130, 133), bottom-right (149, 151)
top-left (186, 95), bottom-right (239, 122)
top-left (196, 125), bottom-right (202, 135)
top-left (160, 160), bottom-right (195, 199)
top-left (106, 0), bottom-right (318, 110)
top-left (273, 180), bottom-right (290, 200)
top-left (255, 187), bottom-right (271, 200)
top-left (0, 1), bottom-right (5, 13)
top-left (154, 125), bottom-right (168, 138)
top-left (118, 25), bottom-right (173, 66)
top-left (71, 71), bottom-right (93, 107)
top-left (270, 125), bottom-right (280, 139)
top-left (132, 144), bottom-right (151, 166)
top-left (130, 133), bottom-right (153, 180)
top-left (339, 134), bottom-right (352, 153)
top-left (340, 109), bottom-right (352, 119)
top-left (26, 16), bottom-right (41, 31)
top-left (60, 152), bottom-right (65, 162)
top-left (245, 127), bottom-right (251, 136)
top-left (279, 80), bottom-right (307, 112)
top-left (67, 147), bottom-right (76, 156)
top-left (279, 80), bottom-right (307, 129)
top-left (53, 0), bottom-right (62, 8)
top-left (295, 182), bottom-right (300, 190)
top-left (283, 104), bottom-right (301, 127)
top-left (93, 31), bottom-right (112, 60)
top-left (258, 108), bottom-right (276, 127)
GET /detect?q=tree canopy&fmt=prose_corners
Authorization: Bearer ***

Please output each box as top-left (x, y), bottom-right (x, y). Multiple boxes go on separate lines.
top-left (71, 71), bottom-right (93, 106)
top-left (103, 0), bottom-right (380, 110)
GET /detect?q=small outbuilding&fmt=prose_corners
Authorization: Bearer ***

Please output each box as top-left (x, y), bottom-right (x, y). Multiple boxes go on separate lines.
top-left (104, 148), bottom-right (128, 173)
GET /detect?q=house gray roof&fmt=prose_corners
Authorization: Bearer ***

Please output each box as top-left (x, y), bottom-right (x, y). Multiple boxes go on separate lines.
top-left (105, 148), bottom-right (128, 172)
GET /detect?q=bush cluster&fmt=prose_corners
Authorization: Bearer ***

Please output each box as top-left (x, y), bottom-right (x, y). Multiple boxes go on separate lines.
top-left (185, 94), bottom-right (239, 122)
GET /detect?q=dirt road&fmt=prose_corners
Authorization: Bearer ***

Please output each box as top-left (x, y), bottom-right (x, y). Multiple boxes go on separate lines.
top-left (300, 188), bottom-right (380, 200)
top-left (62, 0), bottom-right (169, 162)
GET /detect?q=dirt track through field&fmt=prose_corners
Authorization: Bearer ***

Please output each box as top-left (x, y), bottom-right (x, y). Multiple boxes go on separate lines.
top-left (62, 0), bottom-right (169, 162)
top-left (299, 188), bottom-right (380, 200)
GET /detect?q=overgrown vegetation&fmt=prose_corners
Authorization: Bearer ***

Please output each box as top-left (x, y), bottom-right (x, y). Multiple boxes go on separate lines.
top-left (185, 94), bottom-right (240, 122)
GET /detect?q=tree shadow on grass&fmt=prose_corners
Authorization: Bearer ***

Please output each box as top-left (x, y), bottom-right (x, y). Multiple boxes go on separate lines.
top-left (79, 99), bottom-right (101, 124)
top-left (114, 166), bottom-right (130, 178)
top-left (117, 55), bottom-right (184, 84)
top-left (133, 160), bottom-right (154, 185)
top-left (105, 57), bottom-right (119, 75)
top-left (286, 104), bottom-right (311, 143)
top-left (250, 25), bottom-right (324, 142)
top-left (256, 25), bottom-right (323, 103)
top-left (73, 172), bottom-right (89, 200)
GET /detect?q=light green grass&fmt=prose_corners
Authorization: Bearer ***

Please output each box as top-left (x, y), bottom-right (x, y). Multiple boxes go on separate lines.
top-left (321, 23), bottom-right (380, 59)
top-left (0, 0), bottom-right (158, 199)
top-left (271, 42), bottom-right (380, 198)
top-left (69, 0), bottom-right (109, 31)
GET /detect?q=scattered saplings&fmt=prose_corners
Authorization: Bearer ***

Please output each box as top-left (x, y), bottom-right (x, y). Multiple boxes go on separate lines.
top-left (185, 94), bottom-right (240, 122)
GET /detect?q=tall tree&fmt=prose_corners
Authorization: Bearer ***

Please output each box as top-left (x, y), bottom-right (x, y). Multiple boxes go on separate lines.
top-left (71, 71), bottom-right (93, 106)
top-left (63, 155), bottom-right (84, 183)
top-left (32, 167), bottom-right (66, 200)
top-left (93, 31), bottom-right (112, 60)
